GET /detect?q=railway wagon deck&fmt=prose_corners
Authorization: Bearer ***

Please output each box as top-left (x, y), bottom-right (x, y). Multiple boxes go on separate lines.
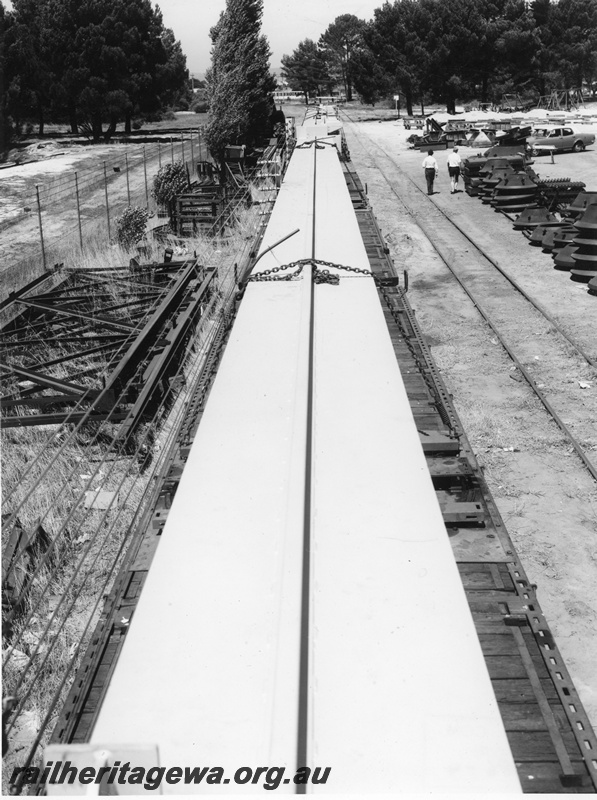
top-left (47, 119), bottom-right (597, 795)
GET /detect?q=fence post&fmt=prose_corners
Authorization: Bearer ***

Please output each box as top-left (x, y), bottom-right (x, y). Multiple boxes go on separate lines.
top-left (74, 172), bottom-right (84, 253)
top-left (190, 133), bottom-right (194, 171)
top-left (181, 132), bottom-right (185, 167)
top-left (158, 141), bottom-right (162, 168)
top-left (171, 137), bottom-right (174, 164)
top-left (198, 129), bottom-right (202, 162)
top-left (125, 152), bottom-right (131, 206)
top-left (35, 185), bottom-right (47, 270)
top-left (103, 161), bottom-right (111, 241)
top-left (143, 146), bottom-right (149, 208)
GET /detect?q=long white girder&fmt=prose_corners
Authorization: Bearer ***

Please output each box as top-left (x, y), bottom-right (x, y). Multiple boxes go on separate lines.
top-left (89, 131), bottom-right (522, 794)
top-left (91, 146), bottom-right (317, 790)
top-left (307, 145), bottom-right (521, 792)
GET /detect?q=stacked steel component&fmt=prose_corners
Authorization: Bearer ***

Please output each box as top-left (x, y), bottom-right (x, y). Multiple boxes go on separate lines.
top-left (551, 196), bottom-right (597, 277)
top-left (569, 204), bottom-right (597, 283)
top-left (553, 242), bottom-right (578, 271)
top-left (535, 178), bottom-right (587, 210)
top-left (530, 192), bottom-right (596, 252)
top-left (462, 157), bottom-right (487, 196)
top-left (564, 191), bottom-right (597, 220)
top-left (513, 207), bottom-right (561, 231)
top-left (490, 173), bottom-right (537, 213)
top-left (550, 228), bottom-right (578, 249)
top-left (462, 153), bottom-right (526, 196)
top-left (477, 166), bottom-right (516, 204)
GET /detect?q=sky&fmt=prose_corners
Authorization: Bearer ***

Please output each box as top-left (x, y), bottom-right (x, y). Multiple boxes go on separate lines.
top-left (3, 0), bottom-right (382, 76)
top-left (156, 0), bottom-right (383, 75)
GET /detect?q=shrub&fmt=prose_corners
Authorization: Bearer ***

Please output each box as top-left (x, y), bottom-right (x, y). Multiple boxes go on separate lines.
top-left (190, 98), bottom-right (209, 114)
top-left (152, 161), bottom-right (189, 207)
top-left (115, 206), bottom-right (149, 248)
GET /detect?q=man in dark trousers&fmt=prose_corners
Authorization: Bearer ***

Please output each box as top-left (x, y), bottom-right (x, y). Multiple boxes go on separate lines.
top-left (422, 149), bottom-right (438, 195)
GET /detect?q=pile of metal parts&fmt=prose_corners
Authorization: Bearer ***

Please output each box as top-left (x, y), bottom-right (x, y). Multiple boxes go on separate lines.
top-left (0, 258), bottom-right (218, 433)
top-left (462, 153), bottom-right (596, 295)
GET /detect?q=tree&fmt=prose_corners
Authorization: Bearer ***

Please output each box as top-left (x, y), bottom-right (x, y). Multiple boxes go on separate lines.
top-left (548, 0), bottom-right (597, 92)
top-left (281, 39), bottom-right (331, 103)
top-left (351, 42), bottom-right (393, 105)
top-left (205, 0), bottom-right (276, 165)
top-left (0, 1), bottom-right (14, 154)
top-left (4, 0), bottom-right (189, 140)
top-left (365, 0), bottom-right (431, 116)
top-left (319, 14), bottom-right (366, 101)
top-left (157, 27), bottom-right (191, 113)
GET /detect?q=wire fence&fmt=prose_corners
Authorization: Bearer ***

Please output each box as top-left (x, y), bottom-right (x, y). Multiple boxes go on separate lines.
top-left (1, 166), bottom-right (281, 793)
top-left (1, 129), bottom-right (210, 300)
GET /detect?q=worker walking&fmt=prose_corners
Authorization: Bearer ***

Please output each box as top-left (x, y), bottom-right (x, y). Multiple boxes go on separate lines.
top-left (447, 147), bottom-right (462, 193)
top-left (422, 150), bottom-right (438, 195)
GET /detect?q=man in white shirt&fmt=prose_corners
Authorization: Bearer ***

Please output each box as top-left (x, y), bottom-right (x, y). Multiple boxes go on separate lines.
top-left (422, 150), bottom-right (438, 195)
top-left (447, 147), bottom-right (462, 193)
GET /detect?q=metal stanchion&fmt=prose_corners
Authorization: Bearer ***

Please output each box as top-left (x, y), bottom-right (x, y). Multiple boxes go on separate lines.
top-left (143, 146), bottom-right (149, 207)
top-left (74, 172), bottom-right (84, 252)
top-left (35, 186), bottom-right (46, 270)
top-left (103, 162), bottom-right (111, 240)
top-left (125, 152), bottom-right (131, 205)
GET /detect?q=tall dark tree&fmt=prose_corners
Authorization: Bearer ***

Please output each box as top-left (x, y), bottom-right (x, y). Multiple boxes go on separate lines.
top-left (4, 0), bottom-right (189, 140)
top-left (206, 0), bottom-right (276, 165)
top-left (0, 0), bottom-right (13, 154)
top-left (281, 39), bottom-right (331, 103)
top-left (548, 0), bottom-right (597, 93)
top-left (318, 14), bottom-right (366, 101)
top-left (365, 0), bottom-right (430, 116)
top-left (5, 0), bottom-right (54, 134)
top-left (351, 39), bottom-right (394, 105)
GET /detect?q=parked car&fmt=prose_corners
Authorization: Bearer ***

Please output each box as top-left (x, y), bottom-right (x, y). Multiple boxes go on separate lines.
top-left (527, 126), bottom-right (595, 153)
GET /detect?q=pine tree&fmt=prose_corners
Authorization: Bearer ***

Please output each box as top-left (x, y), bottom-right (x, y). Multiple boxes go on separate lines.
top-left (205, 0), bottom-right (276, 165)
top-left (319, 15), bottom-right (366, 101)
top-left (281, 40), bottom-right (331, 103)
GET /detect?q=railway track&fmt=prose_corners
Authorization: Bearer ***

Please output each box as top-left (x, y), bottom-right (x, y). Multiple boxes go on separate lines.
top-left (42, 126), bottom-right (597, 793)
top-left (341, 112), bottom-right (597, 484)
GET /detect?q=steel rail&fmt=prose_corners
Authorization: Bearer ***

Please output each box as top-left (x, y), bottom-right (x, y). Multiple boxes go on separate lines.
top-left (341, 115), bottom-right (597, 484)
top-left (341, 112), bottom-right (597, 370)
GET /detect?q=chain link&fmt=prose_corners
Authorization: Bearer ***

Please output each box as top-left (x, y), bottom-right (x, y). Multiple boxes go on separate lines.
top-left (248, 258), bottom-right (374, 285)
top-left (247, 259), bottom-right (307, 283)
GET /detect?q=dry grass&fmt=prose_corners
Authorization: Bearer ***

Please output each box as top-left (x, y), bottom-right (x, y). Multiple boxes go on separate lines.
top-left (1, 172), bottom-right (276, 792)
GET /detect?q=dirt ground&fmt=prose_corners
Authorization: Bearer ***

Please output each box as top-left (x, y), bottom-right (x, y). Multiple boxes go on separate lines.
top-left (339, 106), bottom-right (597, 733)
top-left (0, 112), bottom-right (208, 299)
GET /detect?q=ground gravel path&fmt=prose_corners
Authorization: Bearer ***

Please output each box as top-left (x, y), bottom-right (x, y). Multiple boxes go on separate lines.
top-left (342, 110), bottom-right (597, 730)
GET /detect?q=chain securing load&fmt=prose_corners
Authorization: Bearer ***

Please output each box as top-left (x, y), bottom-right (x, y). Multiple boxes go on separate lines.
top-left (246, 258), bottom-right (398, 287)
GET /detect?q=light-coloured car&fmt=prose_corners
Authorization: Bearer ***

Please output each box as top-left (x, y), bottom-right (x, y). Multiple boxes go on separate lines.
top-left (527, 126), bottom-right (595, 153)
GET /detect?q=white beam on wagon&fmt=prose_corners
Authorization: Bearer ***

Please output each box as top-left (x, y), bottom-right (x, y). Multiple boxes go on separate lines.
top-left (306, 145), bottom-right (522, 793)
top-left (90, 147), bottom-right (318, 790)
